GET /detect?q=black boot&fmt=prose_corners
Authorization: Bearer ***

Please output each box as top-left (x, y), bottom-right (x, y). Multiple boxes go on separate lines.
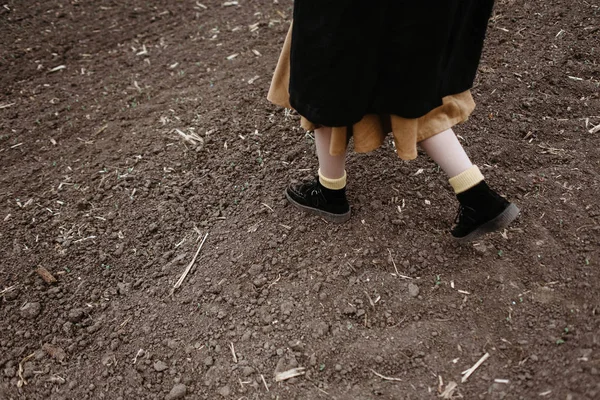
top-left (452, 181), bottom-right (520, 243)
top-left (285, 178), bottom-right (351, 223)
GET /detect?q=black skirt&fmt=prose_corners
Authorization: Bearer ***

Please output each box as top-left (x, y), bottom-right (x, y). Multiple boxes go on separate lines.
top-left (289, 0), bottom-right (494, 127)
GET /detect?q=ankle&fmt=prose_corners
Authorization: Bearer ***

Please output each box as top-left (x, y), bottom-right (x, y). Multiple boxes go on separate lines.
top-left (449, 165), bottom-right (484, 194)
top-left (318, 169), bottom-right (347, 191)
top-left (319, 181), bottom-right (346, 200)
top-left (457, 180), bottom-right (508, 214)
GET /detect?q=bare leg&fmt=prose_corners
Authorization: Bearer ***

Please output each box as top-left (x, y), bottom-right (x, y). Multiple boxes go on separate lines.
top-left (284, 126), bottom-right (350, 223)
top-left (314, 127), bottom-right (346, 180)
top-left (420, 127), bottom-right (519, 242)
top-left (419, 128), bottom-right (473, 177)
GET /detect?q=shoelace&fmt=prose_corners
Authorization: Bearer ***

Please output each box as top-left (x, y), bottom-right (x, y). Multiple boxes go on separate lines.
top-left (296, 181), bottom-right (325, 206)
top-left (299, 181), bottom-right (320, 195)
top-left (455, 205), bottom-right (477, 225)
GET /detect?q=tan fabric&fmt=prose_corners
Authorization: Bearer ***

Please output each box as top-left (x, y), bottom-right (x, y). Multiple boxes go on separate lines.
top-left (267, 23), bottom-right (476, 160)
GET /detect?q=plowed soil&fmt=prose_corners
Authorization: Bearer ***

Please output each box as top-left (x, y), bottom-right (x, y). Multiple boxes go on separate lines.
top-left (1, 1), bottom-right (599, 399)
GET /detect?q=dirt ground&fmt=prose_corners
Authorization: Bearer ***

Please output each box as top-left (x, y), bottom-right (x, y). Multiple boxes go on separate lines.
top-left (1, 0), bottom-right (599, 399)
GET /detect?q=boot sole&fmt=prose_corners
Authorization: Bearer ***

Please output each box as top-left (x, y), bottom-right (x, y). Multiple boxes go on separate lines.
top-left (285, 191), bottom-right (351, 223)
top-left (454, 203), bottom-right (521, 244)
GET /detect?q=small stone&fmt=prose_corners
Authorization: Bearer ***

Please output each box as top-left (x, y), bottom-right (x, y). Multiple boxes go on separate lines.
top-left (218, 385), bottom-right (231, 397)
top-left (274, 357), bottom-right (287, 375)
top-left (247, 264), bottom-right (263, 276)
top-left (204, 356), bottom-right (214, 367)
top-left (253, 277), bottom-right (267, 288)
top-left (288, 340), bottom-right (303, 352)
top-left (20, 302), bottom-right (42, 319)
top-left (153, 360), bottom-right (168, 372)
top-left (68, 308), bottom-right (85, 323)
top-left (335, 364), bottom-right (342, 371)
top-left (280, 301), bottom-right (294, 315)
top-left (101, 353), bottom-right (115, 366)
top-left (242, 366), bottom-right (255, 377)
top-left (63, 321), bottom-right (74, 336)
top-left (313, 322), bottom-right (330, 337)
top-left (110, 339), bottom-right (120, 351)
top-left (342, 305), bottom-right (357, 315)
top-left (375, 356), bottom-right (384, 364)
top-left (473, 243), bottom-right (487, 254)
top-left (87, 323), bottom-right (102, 334)
top-left (117, 282), bottom-right (129, 295)
top-left (165, 383), bottom-right (187, 400)
top-left (22, 362), bottom-right (34, 379)
top-left (43, 343), bottom-right (67, 362)
top-left (3, 367), bottom-right (16, 378)
top-left (34, 349), bottom-right (46, 360)
top-left (114, 243), bottom-right (124, 256)
top-left (408, 283), bottom-right (420, 298)
top-left (261, 312), bottom-right (273, 325)
top-left (4, 288), bottom-right (19, 301)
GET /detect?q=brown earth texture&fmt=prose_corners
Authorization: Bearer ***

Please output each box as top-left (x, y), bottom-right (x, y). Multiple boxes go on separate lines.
top-left (1, 0), bottom-right (600, 399)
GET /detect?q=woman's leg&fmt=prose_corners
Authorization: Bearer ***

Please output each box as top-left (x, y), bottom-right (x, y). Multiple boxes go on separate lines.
top-left (420, 128), bottom-right (519, 242)
top-left (419, 128), bottom-right (473, 177)
top-left (420, 127), bottom-right (484, 194)
top-left (285, 126), bottom-right (350, 222)
top-left (315, 127), bottom-right (347, 187)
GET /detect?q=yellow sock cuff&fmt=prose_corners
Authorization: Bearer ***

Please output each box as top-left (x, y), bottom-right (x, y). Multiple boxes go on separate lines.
top-left (318, 169), bottom-right (347, 190)
top-left (449, 165), bottom-right (484, 194)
